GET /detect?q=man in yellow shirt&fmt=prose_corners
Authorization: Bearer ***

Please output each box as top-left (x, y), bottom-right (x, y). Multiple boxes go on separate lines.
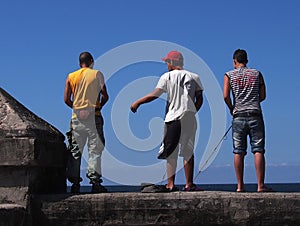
top-left (64, 52), bottom-right (109, 193)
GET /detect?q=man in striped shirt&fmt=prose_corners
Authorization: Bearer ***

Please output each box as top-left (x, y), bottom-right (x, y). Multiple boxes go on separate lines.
top-left (223, 49), bottom-right (272, 192)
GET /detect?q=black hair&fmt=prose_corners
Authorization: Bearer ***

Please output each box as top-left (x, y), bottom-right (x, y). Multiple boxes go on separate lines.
top-left (233, 49), bottom-right (248, 64)
top-left (165, 59), bottom-right (184, 67)
top-left (79, 52), bottom-right (94, 67)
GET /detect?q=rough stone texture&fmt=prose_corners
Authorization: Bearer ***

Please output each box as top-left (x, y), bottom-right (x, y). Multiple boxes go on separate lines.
top-left (0, 204), bottom-right (27, 226)
top-left (0, 88), bottom-right (65, 142)
top-left (30, 191), bottom-right (300, 226)
top-left (0, 187), bottom-right (29, 205)
top-left (0, 138), bottom-right (66, 167)
top-left (0, 88), bottom-right (67, 207)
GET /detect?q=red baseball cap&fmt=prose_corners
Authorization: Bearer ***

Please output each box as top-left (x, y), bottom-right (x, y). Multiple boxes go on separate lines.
top-left (162, 51), bottom-right (183, 62)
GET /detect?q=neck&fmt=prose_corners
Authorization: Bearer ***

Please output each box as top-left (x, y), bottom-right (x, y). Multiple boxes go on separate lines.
top-left (80, 63), bottom-right (93, 69)
top-left (235, 63), bottom-right (246, 69)
top-left (168, 66), bottom-right (183, 71)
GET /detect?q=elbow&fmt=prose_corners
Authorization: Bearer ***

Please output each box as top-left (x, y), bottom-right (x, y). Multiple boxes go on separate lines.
top-left (104, 94), bottom-right (109, 103)
top-left (101, 94), bottom-right (109, 107)
top-left (64, 97), bottom-right (68, 105)
top-left (260, 96), bottom-right (266, 102)
top-left (260, 92), bottom-right (266, 102)
top-left (223, 95), bottom-right (229, 102)
top-left (64, 97), bottom-right (72, 108)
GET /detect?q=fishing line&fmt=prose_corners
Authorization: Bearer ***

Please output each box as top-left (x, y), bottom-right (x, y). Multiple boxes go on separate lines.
top-left (159, 170), bottom-right (167, 185)
top-left (157, 126), bottom-right (232, 186)
top-left (194, 125), bottom-right (232, 181)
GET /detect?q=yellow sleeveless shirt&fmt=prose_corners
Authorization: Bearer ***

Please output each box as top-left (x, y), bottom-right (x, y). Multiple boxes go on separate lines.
top-left (68, 68), bottom-right (104, 118)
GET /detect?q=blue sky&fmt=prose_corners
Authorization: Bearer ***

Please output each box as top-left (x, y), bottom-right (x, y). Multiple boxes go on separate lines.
top-left (1, 0), bottom-right (299, 185)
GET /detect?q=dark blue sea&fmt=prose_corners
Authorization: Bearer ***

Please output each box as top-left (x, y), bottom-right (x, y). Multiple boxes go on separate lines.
top-left (68, 183), bottom-right (300, 193)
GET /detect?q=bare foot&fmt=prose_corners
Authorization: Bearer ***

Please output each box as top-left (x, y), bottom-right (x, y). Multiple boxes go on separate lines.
top-left (257, 186), bottom-right (274, 192)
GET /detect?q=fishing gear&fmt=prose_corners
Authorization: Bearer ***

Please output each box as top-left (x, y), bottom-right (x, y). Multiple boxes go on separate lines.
top-left (149, 126), bottom-right (232, 190)
top-left (194, 125), bottom-right (232, 181)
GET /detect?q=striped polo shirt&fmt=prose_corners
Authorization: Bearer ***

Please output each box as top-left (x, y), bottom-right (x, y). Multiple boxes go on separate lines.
top-left (226, 67), bottom-right (263, 115)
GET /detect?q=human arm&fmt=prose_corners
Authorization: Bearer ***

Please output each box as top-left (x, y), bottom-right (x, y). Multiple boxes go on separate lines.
top-left (64, 77), bottom-right (73, 108)
top-left (130, 88), bottom-right (164, 113)
top-left (99, 84), bottom-right (109, 108)
top-left (97, 71), bottom-right (109, 109)
top-left (223, 74), bottom-right (234, 115)
top-left (259, 73), bottom-right (266, 102)
top-left (194, 90), bottom-right (203, 112)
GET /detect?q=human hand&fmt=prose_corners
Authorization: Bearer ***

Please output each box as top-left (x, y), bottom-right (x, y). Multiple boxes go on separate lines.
top-left (130, 102), bottom-right (139, 113)
top-left (230, 107), bottom-right (234, 116)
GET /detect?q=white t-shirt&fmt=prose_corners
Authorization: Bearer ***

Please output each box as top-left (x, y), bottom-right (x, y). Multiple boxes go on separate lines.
top-left (156, 69), bottom-right (203, 122)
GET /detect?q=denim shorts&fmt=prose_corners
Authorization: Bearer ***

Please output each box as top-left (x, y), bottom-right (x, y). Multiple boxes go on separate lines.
top-left (232, 115), bottom-right (265, 154)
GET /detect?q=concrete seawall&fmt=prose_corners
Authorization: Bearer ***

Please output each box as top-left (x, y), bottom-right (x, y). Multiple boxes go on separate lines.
top-left (27, 191), bottom-right (300, 226)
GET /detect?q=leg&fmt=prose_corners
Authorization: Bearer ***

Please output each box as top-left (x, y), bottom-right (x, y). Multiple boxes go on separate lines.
top-left (67, 119), bottom-right (86, 192)
top-left (254, 152), bottom-right (266, 191)
top-left (86, 116), bottom-right (107, 193)
top-left (66, 151), bottom-right (82, 183)
top-left (86, 116), bottom-right (105, 184)
top-left (67, 152), bottom-right (82, 193)
top-left (166, 156), bottom-right (178, 189)
top-left (160, 120), bottom-right (180, 189)
top-left (166, 152), bottom-right (178, 189)
top-left (248, 117), bottom-right (270, 192)
top-left (234, 152), bottom-right (245, 192)
top-left (86, 131), bottom-right (103, 183)
top-left (183, 155), bottom-right (194, 188)
top-left (180, 113), bottom-right (197, 189)
top-left (158, 121), bottom-right (181, 159)
top-left (232, 117), bottom-right (247, 192)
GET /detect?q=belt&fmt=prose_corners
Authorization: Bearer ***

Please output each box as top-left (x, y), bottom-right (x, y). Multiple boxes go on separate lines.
top-left (74, 108), bottom-right (102, 116)
top-left (233, 112), bottom-right (262, 118)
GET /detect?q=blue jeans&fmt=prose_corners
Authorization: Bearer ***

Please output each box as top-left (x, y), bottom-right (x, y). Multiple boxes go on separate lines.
top-left (232, 115), bottom-right (265, 154)
top-left (66, 115), bottom-right (105, 184)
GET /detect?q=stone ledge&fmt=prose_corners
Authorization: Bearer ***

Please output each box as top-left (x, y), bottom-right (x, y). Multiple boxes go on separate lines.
top-left (30, 191), bottom-right (300, 226)
top-left (0, 187), bottom-right (29, 207)
top-left (0, 138), bottom-right (66, 167)
top-left (0, 203), bottom-right (27, 226)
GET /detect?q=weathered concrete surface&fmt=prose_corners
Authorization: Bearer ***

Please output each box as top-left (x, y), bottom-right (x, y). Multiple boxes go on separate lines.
top-left (0, 88), bottom-right (67, 207)
top-left (30, 191), bottom-right (300, 226)
top-left (0, 204), bottom-right (27, 226)
top-left (0, 88), bottom-right (65, 142)
top-left (0, 138), bottom-right (66, 167)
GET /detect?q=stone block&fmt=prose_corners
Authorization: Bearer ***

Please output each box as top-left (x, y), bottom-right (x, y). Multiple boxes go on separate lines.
top-left (0, 204), bottom-right (27, 226)
top-left (30, 192), bottom-right (300, 226)
top-left (0, 88), bottom-right (67, 207)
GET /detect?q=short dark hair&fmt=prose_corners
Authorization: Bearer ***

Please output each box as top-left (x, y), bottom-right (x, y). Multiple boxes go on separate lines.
top-left (79, 52), bottom-right (94, 67)
top-left (165, 59), bottom-right (184, 67)
top-left (233, 49), bottom-right (248, 64)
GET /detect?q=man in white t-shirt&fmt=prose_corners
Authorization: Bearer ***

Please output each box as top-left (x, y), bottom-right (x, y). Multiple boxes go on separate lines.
top-left (130, 51), bottom-right (204, 192)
